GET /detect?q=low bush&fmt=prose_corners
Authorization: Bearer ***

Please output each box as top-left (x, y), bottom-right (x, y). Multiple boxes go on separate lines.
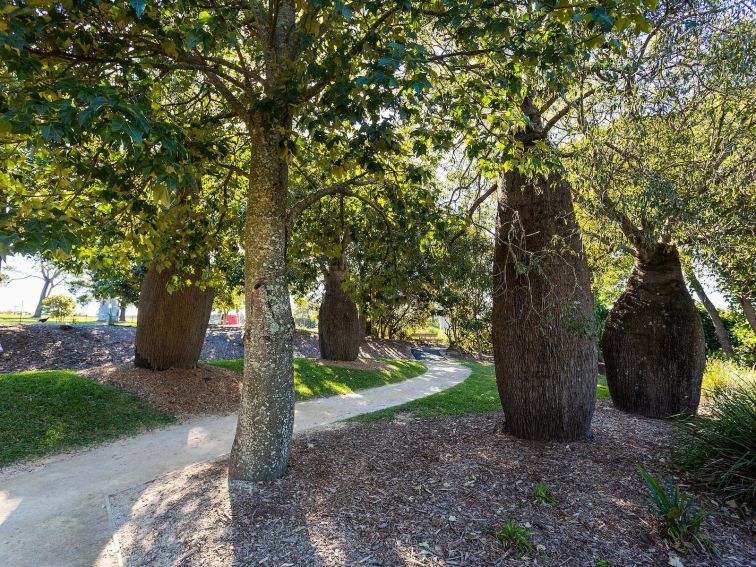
top-left (675, 369), bottom-right (756, 505)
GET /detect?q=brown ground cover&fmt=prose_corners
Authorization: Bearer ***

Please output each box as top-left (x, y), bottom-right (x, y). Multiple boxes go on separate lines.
top-left (109, 401), bottom-right (754, 566)
top-left (79, 364), bottom-right (241, 416)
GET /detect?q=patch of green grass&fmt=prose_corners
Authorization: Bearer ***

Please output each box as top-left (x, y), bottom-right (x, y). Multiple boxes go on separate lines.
top-left (0, 371), bottom-right (174, 467)
top-left (702, 358), bottom-right (756, 393)
top-left (205, 357), bottom-right (427, 401)
top-left (597, 375), bottom-right (609, 399)
top-left (0, 312), bottom-right (136, 326)
top-left (351, 363), bottom-right (610, 422)
top-left (675, 368), bottom-right (756, 504)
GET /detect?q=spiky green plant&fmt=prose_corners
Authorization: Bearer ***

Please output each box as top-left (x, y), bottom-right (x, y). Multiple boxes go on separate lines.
top-left (531, 481), bottom-right (558, 504)
top-left (637, 466), bottom-right (715, 553)
top-left (495, 520), bottom-right (532, 554)
top-left (675, 377), bottom-right (756, 505)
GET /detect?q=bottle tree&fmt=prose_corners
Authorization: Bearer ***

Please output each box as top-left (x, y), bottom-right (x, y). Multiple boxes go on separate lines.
top-left (1, 64), bottom-right (247, 370)
top-left (566, 3), bottom-right (754, 416)
top-left (288, 134), bottom-right (438, 359)
top-left (411, 1), bottom-right (649, 439)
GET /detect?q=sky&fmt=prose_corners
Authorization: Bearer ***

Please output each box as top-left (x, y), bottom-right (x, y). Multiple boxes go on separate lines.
top-left (0, 255), bottom-right (137, 317)
top-left (0, 252), bottom-right (731, 318)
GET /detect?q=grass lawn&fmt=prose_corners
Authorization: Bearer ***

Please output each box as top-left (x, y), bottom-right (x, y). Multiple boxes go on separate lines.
top-left (206, 357), bottom-right (427, 401)
top-left (0, 370), bottom-right (173, 467)
top-left (0, 312), bottom-right (136, 326)
top-left (351, 362), bottom-right (610, 422)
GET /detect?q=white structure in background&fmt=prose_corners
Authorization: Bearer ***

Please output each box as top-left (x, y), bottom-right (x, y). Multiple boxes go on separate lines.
top-left (96, 298), bottom-right (120, 322)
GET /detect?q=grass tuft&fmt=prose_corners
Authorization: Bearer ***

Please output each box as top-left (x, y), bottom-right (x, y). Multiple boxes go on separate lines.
top-left (532, 481), bottom-right (558, 504)
top-left (495, 520), bottom-right (533, 554)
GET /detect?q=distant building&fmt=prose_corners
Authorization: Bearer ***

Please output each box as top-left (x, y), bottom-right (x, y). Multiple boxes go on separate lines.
top-left (96, 299), bottom-right (120, 322)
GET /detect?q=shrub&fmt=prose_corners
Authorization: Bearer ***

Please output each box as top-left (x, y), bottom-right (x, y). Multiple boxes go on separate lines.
top-left (675, 372), bottom-right (756, 505)
top-left (42, 294), bottom-right (77, 322)
top-left (495, 520), bottom-right (532, 555)
top-left (638, 466), bottom-right (714, 553)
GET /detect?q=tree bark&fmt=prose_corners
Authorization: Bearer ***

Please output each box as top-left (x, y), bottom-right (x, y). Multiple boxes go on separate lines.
top-left (602, 244), bottom-right (705, 418)
top-left (134, 266), bottom-right (214, 370)
top-left (228, 120), bottom-right (295, 481)
top-left (740, 296), bottom-right (756, 335)
top-left (687, 269), bottom-right (735, 358)
top-left (492, 169), bottom-right (597, 441)
top-left (119, 304), bottom-right (127, 322)
top-left (32, 280), bottom-right (51, 318)
top-left (319, 262), bottom-right (362, 361)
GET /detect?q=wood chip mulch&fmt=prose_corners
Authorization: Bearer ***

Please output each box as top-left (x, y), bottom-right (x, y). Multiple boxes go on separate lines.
top-left (109, 401), bottom-right (754, 566)
top-left (79, 364), bottom-right (241, 416)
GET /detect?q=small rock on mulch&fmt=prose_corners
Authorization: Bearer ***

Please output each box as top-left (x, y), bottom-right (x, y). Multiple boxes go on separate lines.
top-left (109, 402), bottom-right (754, 566)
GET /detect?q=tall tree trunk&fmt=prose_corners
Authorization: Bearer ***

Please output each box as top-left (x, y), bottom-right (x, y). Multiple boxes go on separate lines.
top-left (32, 280), bottom-right (51, 318)
top-left (740, 296), bottom-right (756, 335)
top-left (493, 169), bottom-right (597, 441)
top-left (686, 269), bottom-right (735, 358)
top-left (119, 304), bottom-right (127, 322)
top-left (134, 267), bottom-right (214, 370)
top-left (319, 262), bottom-right (362, 360)
top-left (602, 244), bottom-right (705, 418)
top-left (228, 120), bottom-right (295, 481)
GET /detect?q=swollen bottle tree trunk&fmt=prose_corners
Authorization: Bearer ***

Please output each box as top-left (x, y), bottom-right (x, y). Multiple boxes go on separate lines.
top-left (134, 266), bottom-right (214, 370)
top-left (319, 262), bottom-right (362, 361)
top-left (687, 268), bottom-right (735, 358)
top-left (602, 245), bottom-right (705, 418)
top-left (228, 120), bottom-right (295, 481)
top-left (493, 169), bottom-right (597, 441)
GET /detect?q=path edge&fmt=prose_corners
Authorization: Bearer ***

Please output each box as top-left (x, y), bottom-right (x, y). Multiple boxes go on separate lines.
top-left (104, 494), bottom-right (126, 567)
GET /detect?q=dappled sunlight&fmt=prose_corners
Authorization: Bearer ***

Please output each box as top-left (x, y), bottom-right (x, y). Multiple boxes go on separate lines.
top-left (0, 492), bottom-right (22, 525)
top-left (184, 425), bottom-right (214, 449)
top-left (301, 511), bottom-right (352, 566)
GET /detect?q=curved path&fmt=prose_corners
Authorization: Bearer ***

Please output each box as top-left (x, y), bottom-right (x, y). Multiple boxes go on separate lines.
top-left (0, 360), bottom-right (469, 567)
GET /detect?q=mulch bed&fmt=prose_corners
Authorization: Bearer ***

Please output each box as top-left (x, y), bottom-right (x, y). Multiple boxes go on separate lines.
top-left (79, 364), bottom-right (241, 416)
top-left (0, 325), bottom-right (417, 373)
top-left (109, 402), bottom-right (754, 566)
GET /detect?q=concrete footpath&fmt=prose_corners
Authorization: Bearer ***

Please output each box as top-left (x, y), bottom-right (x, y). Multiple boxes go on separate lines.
top-left (0, 360), bottom-right (470, 567)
